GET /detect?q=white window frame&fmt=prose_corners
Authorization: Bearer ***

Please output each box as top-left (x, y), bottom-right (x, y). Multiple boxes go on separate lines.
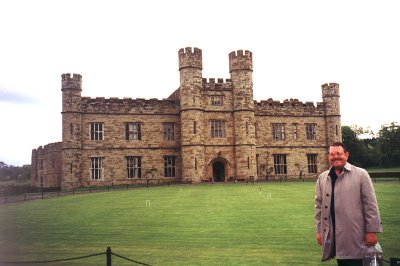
top-left (293, 123), bottom-right (298, 140)
top-left (164, 156), bottom-right (176, 177)
top-left (126, 123), bottom-right (141, 140)
top-left (273, 154), bottom-right (287, 175)
top-left (211, 120), bottom-right (226, 138)
top-left (306, 123), bottom-right (317, 140)
top-left (163, 123), bottom-right (175, 141)
top-left (307, 154), bottom-right (318, 174)
top-left (272, 123), bottom-right (285, 140)
top-left (126, 156), bottom-right (141, 178)
top-left (211, 95), bottom-right (223, 106)
top-left (90, 157), bottom-right (103, 180)
top-left (90, 123), bottom-right (104, 141)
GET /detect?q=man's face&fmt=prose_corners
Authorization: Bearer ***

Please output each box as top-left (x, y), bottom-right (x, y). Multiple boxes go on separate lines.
top-left (328, 145), bottom-right (349, 169)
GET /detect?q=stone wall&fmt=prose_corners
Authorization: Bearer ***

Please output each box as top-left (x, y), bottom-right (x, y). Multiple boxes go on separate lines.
top-left (31, 142), bottom-right (62, 187)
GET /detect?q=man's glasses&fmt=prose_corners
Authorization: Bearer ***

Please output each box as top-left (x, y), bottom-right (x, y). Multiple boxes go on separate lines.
top-left (328, 152), bottom-right (345, 156)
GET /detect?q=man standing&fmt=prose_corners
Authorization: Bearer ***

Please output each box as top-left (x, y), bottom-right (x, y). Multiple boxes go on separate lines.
top-left (314, 142), bottom-right (382, 265)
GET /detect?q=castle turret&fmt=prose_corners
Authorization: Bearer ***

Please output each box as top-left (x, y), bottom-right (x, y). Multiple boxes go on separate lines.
top-left (229, 50), bottom-right (257, 180)
top-left (61, 73), bottom-right (83, 189)
top-left (178, 47), bottom-right (205, 182)
top-left (322, 83), bottom-right (341, 145)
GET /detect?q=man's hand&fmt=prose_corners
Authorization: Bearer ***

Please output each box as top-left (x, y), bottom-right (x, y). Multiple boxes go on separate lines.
top-left (316, 233), bottom-right (322, 246)
top-left (365, 232), bottom-right (378, 246)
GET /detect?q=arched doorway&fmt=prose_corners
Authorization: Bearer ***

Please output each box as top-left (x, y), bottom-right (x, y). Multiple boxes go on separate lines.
top-left (213, 162), bottom-right (225, 182)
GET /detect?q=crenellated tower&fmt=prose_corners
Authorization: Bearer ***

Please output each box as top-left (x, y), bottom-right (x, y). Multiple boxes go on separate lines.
top-left (322, 82), bottom-right (341, 146)
top-left (61, 73), bottom-right (83, 189)
top-left (229, 50), bottom-right (257, 180)
top-left (178, 47), bottom-right (205, 182)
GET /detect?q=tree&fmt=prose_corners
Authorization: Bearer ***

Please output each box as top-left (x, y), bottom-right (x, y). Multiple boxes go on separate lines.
top-left (342, 126), bottom-right (370, 167)
top-left (376, 122), bottom-right (400, 167)
top-left (0, 162), bottom-right (31, 181)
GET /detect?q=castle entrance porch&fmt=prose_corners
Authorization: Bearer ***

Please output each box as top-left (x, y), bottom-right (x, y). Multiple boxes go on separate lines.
top-left (212, 162), bottom-right (225, 182)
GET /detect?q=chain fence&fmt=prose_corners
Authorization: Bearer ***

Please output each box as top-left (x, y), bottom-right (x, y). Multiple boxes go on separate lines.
top-left (0, 247), bottom-right (151, 266)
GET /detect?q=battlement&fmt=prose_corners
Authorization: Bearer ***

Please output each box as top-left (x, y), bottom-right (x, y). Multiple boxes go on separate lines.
top-left (178, 47), bottom-right (202, 70)
top-left (81, 97), bottom-right (179, 114)
top-left (61, 73), bottom-right (82, 81)
top-left (229, 50), bottom-right (253, 72)
top-left (201, 78), bottom-right (233, 90)
top-left (35, 142), bottom-right (62, 155)
top-left (255, 98), bottom-right (326, 116)
top-left (322, 82), bottom-right (340, 97)
top-left (61, 73), bottom-right (82, 90)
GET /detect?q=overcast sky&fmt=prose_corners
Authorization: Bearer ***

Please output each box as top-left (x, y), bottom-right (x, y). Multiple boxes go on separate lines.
top-left (0, 0), bottom-right (399, 166)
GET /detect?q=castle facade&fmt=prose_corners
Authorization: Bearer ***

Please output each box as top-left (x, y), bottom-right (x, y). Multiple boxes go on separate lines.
top-left (32, 47), bottom-right (341, 189)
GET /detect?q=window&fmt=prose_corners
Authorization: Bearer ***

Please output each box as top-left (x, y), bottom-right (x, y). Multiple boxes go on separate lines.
top-left (211, 120), bottom-right (226, 138)
top-left (194, 121), bottom-right (197, 134)
top-left (336, 125), bottom-right (339, 136)
top-left (126, 156), bottom-right (141, 178)
top-left (272, 123), bottom-right (285, 140)
top-left (164, 156), bottom-right (176, 177)
top-left (246, 122), bottom-right (249, 135)
top-left (38, 159), bottom-right (44, 171)
top-left (256, 154), bottom-right (260, 176)
top-left (306, 123), bottom-right (316, 140)
top-left (211, 95), bottom-right (223, 106)
top-left (163, 123), bottom-right (175, 140)
top-left (126, 123), bottom-right (141, 140)
top-left (273, 154), bottom-right (287, 175)
top-left (255, 123), bottom-right (258, 138)
top-left (307, 154), bottom-right (318, 174)
top-left (90, 157), bottom-right (103, 180)
top-left (90, 123), bottom-right (104, 141)
top-left (293, 123), bottom-right (298, 140)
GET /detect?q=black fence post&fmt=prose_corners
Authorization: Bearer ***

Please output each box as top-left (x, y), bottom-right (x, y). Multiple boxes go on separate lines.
top-left (390, 258), bottom-right (400, 266)
top-left (106, 247), bottom-right (112, 266)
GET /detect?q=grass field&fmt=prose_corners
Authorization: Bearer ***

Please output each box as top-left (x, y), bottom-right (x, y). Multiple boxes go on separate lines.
top-left (0, 182), bottom-right (399, 266)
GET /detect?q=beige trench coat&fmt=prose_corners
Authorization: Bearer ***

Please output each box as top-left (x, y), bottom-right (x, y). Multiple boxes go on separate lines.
top-left (314, 162), bottom-right (382, 261)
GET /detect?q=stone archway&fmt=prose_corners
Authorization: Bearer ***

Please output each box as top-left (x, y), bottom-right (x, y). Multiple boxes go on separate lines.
top-left (213, 161), bottom-right (225, 182)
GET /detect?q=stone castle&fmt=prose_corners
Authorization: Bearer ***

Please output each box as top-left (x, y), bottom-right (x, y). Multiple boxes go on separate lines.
top-left (31, 47), bottom-right (341, 189)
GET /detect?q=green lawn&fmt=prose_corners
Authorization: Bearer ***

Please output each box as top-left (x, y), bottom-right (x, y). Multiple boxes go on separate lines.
top-left (0, 182), bottom-right (398, 266)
